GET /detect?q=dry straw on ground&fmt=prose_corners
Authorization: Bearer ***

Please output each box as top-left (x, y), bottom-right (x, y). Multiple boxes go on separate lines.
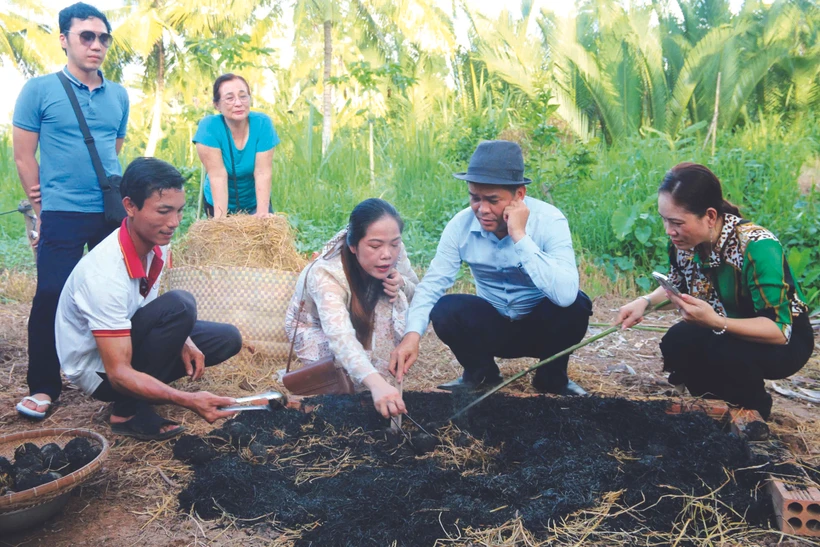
top-left (172, 214), bottom-right (307, 271)
top-left (0, 270), bottom-right (36, 303)
top-left (422, 423), bottom-right (501, 475)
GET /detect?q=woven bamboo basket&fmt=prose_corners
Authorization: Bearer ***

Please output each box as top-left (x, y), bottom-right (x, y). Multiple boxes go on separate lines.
top-left (166, 265), bottom-right (300, 357)
top-left (0, 428), bottom-right (109, 512)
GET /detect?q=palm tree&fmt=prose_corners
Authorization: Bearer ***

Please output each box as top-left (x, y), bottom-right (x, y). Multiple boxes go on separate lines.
top-left (539, 0), bottom-right (820, 142)
top-left (110, 0), bottom-right (273, 156)
top-left (293, 0), bottom-right (344, 158)
top-left (0, 0), bottom-right (62, 76)
top-left (290, 0), bottom-right (454, 158)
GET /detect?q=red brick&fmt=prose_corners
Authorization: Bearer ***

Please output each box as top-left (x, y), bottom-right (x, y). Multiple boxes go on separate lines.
top-left (727, 408), bottom-right (769, 441)
top-left (768, 479), bottom-right (820, 536)
top-left (665, 400), bottom-right (729, 420)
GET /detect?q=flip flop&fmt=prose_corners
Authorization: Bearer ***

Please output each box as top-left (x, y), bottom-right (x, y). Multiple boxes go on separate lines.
top-left (16, 396), bottom-right (52, 420)
top-left (110, 406), bottom-right (186, 441)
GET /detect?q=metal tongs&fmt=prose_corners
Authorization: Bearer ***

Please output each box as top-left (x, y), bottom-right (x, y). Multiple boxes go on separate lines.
top-left (220, 390), bottom-right (287, 412)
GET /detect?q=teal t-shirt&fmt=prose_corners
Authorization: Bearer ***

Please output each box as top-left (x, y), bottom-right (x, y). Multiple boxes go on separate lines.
top-left (193, 111), bottom-right (279, 212)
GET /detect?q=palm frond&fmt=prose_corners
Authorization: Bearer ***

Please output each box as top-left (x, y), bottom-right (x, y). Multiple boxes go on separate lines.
top-left (666, 24), bottom-right (743, 136)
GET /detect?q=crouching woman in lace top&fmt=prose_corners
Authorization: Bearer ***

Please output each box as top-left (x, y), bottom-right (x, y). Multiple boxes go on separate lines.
top-left (285, 199), bottom-right (419, 418)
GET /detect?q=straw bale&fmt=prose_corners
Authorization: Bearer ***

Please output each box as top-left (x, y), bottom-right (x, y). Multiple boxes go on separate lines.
top-left (167, 215), bottom-right (307, 357)
top-left (172, 214), bottom-right (307, 271)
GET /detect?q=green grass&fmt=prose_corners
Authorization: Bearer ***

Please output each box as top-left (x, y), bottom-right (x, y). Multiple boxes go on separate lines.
top-left (0, 134), bottom-right (37, 273)
top-left (1, 110), bottom-right (818, 308)
top-left (548, 114), bottom-right (820, 302)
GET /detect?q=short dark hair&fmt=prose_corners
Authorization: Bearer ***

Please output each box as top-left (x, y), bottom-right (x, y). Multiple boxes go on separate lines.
top-left (659, 163), bottom-right (740, 217)
top-left (213, 73), bottom-right (250, 103)
top-left (59, 2), bottom-right (112, 34)
top-left (120, 157), bottom-right (185, 209)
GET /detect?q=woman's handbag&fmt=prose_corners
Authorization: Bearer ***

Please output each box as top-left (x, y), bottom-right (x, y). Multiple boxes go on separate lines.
top-left (282, 353), bottom-right (355, 396)
top-left (281, 261), bottom-right (355, 396)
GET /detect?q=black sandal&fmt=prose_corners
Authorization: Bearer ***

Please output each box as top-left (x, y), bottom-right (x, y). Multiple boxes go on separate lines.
top-left (110, 406), bottom-right (186, 441)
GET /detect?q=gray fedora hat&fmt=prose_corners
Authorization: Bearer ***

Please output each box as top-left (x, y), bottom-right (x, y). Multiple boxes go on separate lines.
top-left (453, 140), bottom-right (532, 185)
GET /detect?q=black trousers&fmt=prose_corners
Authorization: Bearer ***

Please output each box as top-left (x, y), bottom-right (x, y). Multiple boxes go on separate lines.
top-left (660, 313), bottom-right (814, 417)
top-left (29, 211), bottom-right (116, 400)
top-left (430, 292), bottom-right (593, 391)
top-left (92, 290), bottom-right (242, 417)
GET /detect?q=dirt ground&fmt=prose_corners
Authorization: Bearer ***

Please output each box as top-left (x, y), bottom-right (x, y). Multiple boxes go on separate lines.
top-left (1, 286), bottom-right (818, 546)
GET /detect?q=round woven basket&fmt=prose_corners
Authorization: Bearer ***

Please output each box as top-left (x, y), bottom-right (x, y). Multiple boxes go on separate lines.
top-left (0, 428), bottom-right (109, 512)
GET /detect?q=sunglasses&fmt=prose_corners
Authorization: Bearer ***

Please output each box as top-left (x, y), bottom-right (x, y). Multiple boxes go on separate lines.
top-left (66, 30), bottom-right (113, 48)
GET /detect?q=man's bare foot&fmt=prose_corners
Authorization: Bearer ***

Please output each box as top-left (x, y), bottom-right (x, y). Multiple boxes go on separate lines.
top-left (21, 393), bottom-right (52, 413)
top-left (110, 413), bottom-right (181, 435)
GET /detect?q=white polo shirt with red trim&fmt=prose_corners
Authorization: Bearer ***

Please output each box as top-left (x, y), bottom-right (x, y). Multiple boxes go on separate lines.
top-left (56, 219), bottom-right (167, 395)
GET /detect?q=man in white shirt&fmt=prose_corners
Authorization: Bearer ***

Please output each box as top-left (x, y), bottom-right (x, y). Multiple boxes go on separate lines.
top-left (56, 157), bottom-right (242, 440)
top-left (390, 141), bottom-right (592, 395)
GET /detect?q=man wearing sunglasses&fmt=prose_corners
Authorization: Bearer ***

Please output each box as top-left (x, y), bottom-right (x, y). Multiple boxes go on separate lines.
top-left (12, 2), bottom-right (130, 420)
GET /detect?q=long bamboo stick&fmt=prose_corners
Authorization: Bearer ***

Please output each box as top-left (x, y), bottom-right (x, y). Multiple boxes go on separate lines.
top-left (589, 321), bottom-right (668, 332)
top-left (449, 300), bottom-right (671, 420)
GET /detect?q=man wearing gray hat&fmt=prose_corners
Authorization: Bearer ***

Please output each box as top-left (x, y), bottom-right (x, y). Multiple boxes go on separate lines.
top-left (389, 140), bottom-right (592, 395)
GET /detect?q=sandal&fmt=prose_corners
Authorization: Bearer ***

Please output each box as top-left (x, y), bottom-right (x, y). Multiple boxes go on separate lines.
top-left (110, 406), bottom-right (186, 441)
top-left (16, 396), bottom-right (53, 420)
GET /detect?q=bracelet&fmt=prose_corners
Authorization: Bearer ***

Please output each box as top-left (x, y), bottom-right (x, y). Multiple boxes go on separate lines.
top-left (640, 295), bottom-right (652, 308)
top-left (713, 316), bottom-right (728, 335)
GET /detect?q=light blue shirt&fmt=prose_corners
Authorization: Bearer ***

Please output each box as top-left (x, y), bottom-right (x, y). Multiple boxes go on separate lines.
top-left (405, 196), bottom-right (580, 335)
top-left (12, 67), bottom-right (129, 213)
top-left (193, 112), bottom-right (279, 212)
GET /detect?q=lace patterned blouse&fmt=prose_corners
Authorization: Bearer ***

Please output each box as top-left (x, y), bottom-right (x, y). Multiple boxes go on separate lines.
top-left (285, 231), bottom-right (419, 389)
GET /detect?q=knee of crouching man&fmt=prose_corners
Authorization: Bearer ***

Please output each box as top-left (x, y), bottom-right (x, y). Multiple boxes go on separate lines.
top-left (225, 325), bottom-right (243, 358)
top-left (168, 290), bottom-right (197, 319)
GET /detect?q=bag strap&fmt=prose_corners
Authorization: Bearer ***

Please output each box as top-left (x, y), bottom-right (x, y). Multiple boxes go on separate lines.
top-left (56, 71), bottom-right (111, 191)
top-left (221, 116), bottom-right (241, 212)
top-left (285, 259), bottom-right (321, 373)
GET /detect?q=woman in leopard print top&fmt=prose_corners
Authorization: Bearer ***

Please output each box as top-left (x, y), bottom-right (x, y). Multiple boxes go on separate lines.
top-left (617, 163), bottom-right (813, 419)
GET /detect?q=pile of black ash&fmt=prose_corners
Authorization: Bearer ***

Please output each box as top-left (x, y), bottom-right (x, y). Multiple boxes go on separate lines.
top-left (0, 438), bottom-right (99, 494)
top-left (176, 393), bottom-right (773, 545)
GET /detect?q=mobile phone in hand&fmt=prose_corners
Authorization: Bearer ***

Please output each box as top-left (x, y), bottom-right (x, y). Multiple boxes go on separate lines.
top-left (651, 271), bottom-right (681, 296)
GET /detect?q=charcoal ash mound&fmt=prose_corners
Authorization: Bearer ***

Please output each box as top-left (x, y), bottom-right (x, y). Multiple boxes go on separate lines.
top-left (12, 453), bottom-right (44, 476)
top-left (172, 435), bottom-right (219, 466)
top-left (210, 407), bottom-right (310, 448)
top-left (63, 438), bottom-right (101, 474)
top-left (178, 393), bottom-right (772, 546)
top-left (41, 442), bottom-right (70, 473)
top-left (14, 442), bottom-right (43, 462)
top-left (1, 439), bottom-right (100, 495)
top-left (0, 456), bottom-right (12, 477)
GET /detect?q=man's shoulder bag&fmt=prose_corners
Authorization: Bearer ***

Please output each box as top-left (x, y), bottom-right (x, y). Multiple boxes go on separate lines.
top-left (282, 260), bottom-right (355, 396)
top-left (57, 72), bottom-right (126, 225)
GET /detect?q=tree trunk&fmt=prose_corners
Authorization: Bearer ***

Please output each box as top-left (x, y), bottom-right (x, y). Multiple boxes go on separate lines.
top-left (369, 117), bottom-right (375, 187)
top-left (322, 19), bottom-right (332, 157)
top-left (145, 42), bottom-right (165, 157)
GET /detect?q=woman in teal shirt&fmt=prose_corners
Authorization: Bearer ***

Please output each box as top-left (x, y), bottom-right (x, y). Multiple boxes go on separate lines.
top-left (194, 73), bottom-right (280, 218)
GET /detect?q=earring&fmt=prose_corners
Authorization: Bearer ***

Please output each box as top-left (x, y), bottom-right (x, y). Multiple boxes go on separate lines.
top-left (709, 226), bottom-right (715, 256)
